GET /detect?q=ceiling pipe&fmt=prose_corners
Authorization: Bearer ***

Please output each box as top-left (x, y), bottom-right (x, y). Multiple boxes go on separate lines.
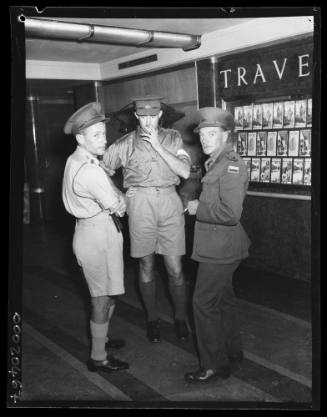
top-left (24, 17), bottom-right (201, 51)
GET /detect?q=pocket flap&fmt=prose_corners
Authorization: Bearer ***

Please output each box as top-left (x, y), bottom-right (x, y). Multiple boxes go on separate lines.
top-left (196, 222), bottom-right (238, 232)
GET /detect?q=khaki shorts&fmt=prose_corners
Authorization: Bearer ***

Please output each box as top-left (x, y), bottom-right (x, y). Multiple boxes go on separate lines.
top-left (73, 212), bottom-right (124, 297)
top-left (127, 187), bottom-right (186, 258)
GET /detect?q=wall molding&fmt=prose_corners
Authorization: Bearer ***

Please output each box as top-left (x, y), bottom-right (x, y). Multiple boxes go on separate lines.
top-left (26, 60), bottom-right (101, 80)
top-left (247, 191), bottom-right (311, 200)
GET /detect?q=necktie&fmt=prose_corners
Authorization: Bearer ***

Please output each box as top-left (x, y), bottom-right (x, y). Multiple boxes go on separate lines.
top-left (204, 158), bottom-right (213, 172)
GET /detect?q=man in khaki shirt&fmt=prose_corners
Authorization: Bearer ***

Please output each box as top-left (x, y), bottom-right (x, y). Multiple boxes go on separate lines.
top-left (62, 102), bottom-right (129, 373)
top-left (103, 96), bottom-right (191, 343)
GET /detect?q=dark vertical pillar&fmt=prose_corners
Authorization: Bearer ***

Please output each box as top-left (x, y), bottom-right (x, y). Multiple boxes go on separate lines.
top-left (94, 81), bottom-right (105, 108)
top-left (72, 81), bottom-right (106, 111)
top-left (25, 95), bottom-right (46, 223)
top-left (196, 56), bottom-right (219, 108)
top-left (73, 82), bottom-right (98, 109)
top-left (214, 57), bottom-right (225, 109)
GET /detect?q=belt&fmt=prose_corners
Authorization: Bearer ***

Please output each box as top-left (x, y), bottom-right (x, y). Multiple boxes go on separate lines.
top-left (76, 211), bottom-right (122, 233)
top-left (133, 186), bottom-right (176, 194)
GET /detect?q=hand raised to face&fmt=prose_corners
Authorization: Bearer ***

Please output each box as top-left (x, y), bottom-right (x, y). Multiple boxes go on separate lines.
top-left (139, 126), bottom-right (160, 149)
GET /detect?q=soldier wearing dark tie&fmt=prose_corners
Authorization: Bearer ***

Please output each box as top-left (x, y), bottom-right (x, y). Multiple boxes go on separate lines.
top-left (184, 107), bottom-right (251, 383)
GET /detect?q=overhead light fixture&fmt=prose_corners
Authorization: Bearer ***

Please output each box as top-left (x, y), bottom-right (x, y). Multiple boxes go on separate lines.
top-left (24, 17), bottom-right (202, 52)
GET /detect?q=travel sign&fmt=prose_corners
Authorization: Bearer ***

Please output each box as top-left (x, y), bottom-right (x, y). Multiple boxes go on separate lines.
top-left (217, 38), bottom-right (313, 100)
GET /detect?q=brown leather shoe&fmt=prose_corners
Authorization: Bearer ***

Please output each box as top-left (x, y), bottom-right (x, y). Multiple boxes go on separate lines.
top-left (184, 367), bottom-right (230, 383)
top-left (87, 356), bottom-right (129, 373)
top-left (105, 339), bottom-right (125, 350)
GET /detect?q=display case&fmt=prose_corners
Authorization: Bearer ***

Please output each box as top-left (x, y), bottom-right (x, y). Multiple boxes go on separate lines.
top-left (233, 97), bottom-right (311, 189)
top-left (208, 35), bottom-right (314, 197)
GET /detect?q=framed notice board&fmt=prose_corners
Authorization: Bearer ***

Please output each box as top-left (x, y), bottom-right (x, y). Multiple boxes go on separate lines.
top-left (231, 96), bottom-right (311, 193)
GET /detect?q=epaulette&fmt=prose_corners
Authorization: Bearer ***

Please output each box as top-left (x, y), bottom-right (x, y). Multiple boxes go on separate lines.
top-left (115, 130), bottom-right (135, 144)
top-left (226, 151), bottom-right (239, 162)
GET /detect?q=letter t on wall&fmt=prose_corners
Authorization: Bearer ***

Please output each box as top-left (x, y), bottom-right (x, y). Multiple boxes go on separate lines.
top-left (220, 69), bottom-right (232, 88)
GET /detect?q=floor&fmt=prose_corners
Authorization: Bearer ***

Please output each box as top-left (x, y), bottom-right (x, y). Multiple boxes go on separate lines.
top-left (16, 219), bottom-right (314, 409)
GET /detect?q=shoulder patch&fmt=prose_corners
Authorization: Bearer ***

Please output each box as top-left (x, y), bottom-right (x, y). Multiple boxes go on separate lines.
top-left (226, 151), bottom-right (239, 161)
top-left (78, 162), bottom-right (97, 173)
top-left (227, 165), bottom-right (240, 174)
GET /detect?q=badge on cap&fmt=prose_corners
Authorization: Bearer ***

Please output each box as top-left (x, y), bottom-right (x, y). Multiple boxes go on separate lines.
top-left (227, 165), bottom-right (239, 174)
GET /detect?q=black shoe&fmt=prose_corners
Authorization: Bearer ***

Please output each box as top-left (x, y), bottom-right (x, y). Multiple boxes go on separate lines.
top-left (175, 319), bottom-right (189, 341)
top-left (184, 367), bottom-right (230, 383)
top-left (147, 320), bottom-right (161, 343)
top-left (87, 356), bottom-right (129, 373)
top-left (228, 351), bottom-right (244, 363)
top-left (105, 339), bottom-right (125, 350)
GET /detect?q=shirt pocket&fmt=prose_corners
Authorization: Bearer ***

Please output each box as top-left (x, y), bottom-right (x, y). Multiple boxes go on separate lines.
top-left (194, 221), bottom-right (239, 260)
top-left (126, 157), bottom-right (152, 180)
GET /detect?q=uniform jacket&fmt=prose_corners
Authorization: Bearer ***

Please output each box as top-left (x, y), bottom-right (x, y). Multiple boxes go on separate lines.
top-left (191, 143), bottom-right (251, 264)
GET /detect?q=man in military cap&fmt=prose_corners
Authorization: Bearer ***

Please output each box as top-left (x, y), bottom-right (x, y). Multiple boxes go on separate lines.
top-left (184, 107), bottom-right (251, 383)
top-left (102, 96), bottom-right (191, 343)
top-left (62, 102), bottom-right (129, 373)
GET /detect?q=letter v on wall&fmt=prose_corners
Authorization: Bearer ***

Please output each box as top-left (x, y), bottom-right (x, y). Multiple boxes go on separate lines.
top-left (272, 58), bottom-right (288, 80)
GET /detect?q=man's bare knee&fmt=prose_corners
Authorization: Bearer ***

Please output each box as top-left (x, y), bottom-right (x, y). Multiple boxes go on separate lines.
top-left (164, 255), bottom-right (183, 283)
top-left (139, 253), bottom-right (155, 283)
top-left (168, 272), bottom-right (184, 286)
top-left (91, 296), bottom-right (111, 314)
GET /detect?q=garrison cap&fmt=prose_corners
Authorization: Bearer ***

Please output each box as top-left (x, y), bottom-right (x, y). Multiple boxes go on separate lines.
top-left (64, 102), bottom-right (109, 135)
top-left (132, 95), bottom-right (163, 116)
top-left (194, 107), bottom-right (234, 133)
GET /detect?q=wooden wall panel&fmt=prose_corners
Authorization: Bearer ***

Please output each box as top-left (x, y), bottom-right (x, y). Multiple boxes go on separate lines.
top-left (36, 100), bottom-right (76, 225)
top-left (103, 65), bottom-right (197, 112)
top-left (241, 196), bottom-right (311, 281)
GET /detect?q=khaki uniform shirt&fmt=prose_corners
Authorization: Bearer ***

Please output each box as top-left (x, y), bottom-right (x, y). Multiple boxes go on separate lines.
top-left (102, 127), bottom-right (190, 188)
top-left (62, 146), bottom-right (120, 219)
